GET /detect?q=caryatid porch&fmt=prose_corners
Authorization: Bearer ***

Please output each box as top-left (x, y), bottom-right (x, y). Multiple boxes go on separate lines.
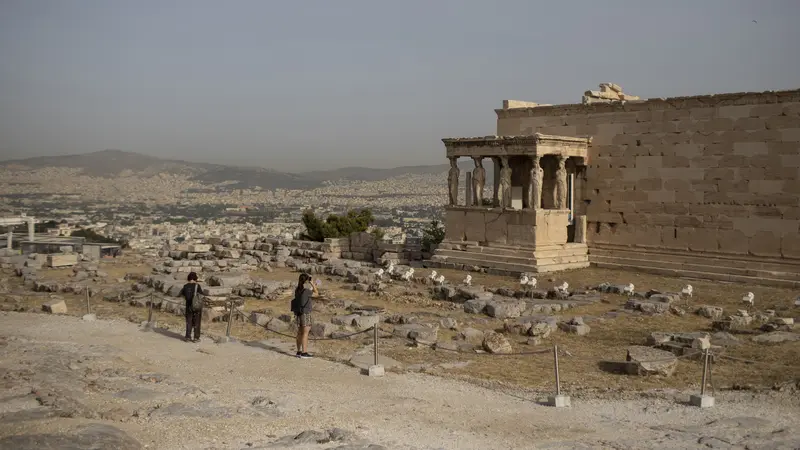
top-left (431, 133), bottom-right (592, 274)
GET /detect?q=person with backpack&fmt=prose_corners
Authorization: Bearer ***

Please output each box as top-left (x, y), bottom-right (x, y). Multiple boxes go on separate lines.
top-left (291, 273), bottom-right (318, 358)
top-left (180, 271), bottom-right (204, 342)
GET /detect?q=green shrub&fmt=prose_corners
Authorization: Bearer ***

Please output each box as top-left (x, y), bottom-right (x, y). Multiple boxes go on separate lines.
top-left (302, 209), bottom-right (374, 242)
top-left (421, 219), bottom-right (445, 252)
top-left (370, 227), bottom-right (386, 241)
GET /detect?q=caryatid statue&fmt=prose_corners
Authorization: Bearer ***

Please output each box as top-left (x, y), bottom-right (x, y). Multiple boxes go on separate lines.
top-left (555, 155), bottom-right (568, 209)
top-left (498, 156), bottom-right (512, 208)
top-left (447, 156), bottom-right (459, 206)
top-left (471, 157), bottom-right (486, 206)
top-left (527, 155), bottom-right (542, 209)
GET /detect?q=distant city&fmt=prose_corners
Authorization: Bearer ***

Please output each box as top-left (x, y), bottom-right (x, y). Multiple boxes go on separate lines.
top-left (0, 149), bottom-right (483, 248)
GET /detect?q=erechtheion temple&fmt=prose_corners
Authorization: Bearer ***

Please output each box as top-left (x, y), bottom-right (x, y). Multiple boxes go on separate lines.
top-left (430, 84), bottom-right (800, 287)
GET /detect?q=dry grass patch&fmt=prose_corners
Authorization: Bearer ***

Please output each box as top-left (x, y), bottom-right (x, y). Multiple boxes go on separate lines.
top-left (4, 260), bottom-right (798, 393)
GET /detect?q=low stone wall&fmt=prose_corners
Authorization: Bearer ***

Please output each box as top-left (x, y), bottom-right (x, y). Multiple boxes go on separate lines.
top-left (338, 232), bottom-right (423, 266)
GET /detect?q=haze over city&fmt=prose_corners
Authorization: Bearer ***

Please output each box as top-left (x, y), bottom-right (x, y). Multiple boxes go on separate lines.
top-left (1, 0), bottom-right (799, 171)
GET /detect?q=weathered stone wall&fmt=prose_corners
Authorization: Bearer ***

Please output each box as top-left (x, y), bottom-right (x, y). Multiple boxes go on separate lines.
top-left (496, 89), bottom-right (800, 260)
top-left (343, 232), bottom-right (422, 265)
top-left (444, 207), bottom-right (569, 246)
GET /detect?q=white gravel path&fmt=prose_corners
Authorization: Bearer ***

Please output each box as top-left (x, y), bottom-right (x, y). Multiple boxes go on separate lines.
top-left (0, 312), bottom-right (798, 450)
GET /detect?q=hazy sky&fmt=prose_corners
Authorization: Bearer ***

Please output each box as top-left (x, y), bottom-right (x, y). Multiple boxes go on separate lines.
top-left (1, 1), bottom-right (798, 172)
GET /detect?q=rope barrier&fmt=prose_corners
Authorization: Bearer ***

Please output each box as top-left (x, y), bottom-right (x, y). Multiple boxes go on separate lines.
top-left (716, 353), bottom-right (800, 370)
top-left (261, 325), bottom-right (376, 341)
top-left (150, 292), bottom-right (796, 388)
top-left (377, 325), bottom-right (554, 356)
top-left (626, 350), bottom-right (704, 364)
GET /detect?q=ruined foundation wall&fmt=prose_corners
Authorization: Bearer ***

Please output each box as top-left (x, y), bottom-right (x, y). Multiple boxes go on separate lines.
top-left (495, 89), bottom-right (800, 265)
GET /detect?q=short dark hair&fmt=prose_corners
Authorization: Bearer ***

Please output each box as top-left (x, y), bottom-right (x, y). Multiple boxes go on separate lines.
top-left (187, 272), bottom-right (198, 282)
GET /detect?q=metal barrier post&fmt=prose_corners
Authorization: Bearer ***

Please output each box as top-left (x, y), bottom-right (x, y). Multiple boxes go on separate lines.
top-left (141, 292), bottom-right (156, 330)
top-left (147, 292), bottom-right (153, 324)
top-left (547, 344), bottom-right (570, 407)
top-left (690, 348), bottom-right (715, 408)
top-left (225, 300), bottom-right (234, 338)
top-left (367, 326), bottom-right (384, 377)
top-left (373, 325), bottom-right (379, 366)
top-left (82, 286), bottom-right (96, 321)
top-left (216, 296), bottom-right (236, 343)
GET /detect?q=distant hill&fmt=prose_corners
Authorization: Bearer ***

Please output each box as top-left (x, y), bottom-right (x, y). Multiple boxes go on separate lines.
top-left (0, 149), bottom-right (216, 177)
top-left (0, 150), bottom-right (491, 190)
top-left (302, 164), bottom-right (449, 182)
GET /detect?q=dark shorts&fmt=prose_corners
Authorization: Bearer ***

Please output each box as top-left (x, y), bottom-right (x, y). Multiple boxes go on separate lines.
top-left (296, 313), bottom-right (312, 327)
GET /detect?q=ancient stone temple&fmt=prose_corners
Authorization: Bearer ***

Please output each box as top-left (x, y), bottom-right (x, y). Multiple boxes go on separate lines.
top-left (430, 134), bottom-right (592, 274)
top-left (430, 85), bottom-right (800, 286)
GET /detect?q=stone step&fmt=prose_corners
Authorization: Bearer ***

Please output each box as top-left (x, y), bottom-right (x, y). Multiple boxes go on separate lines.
top-left (591, 259), bottom-right (800, 289)
top-left (430, 252), bottom-right (589, 274)
top-left (434, 249), bottom-right (589, 266)
top-left (589, 246), bottom-right (800, 278)
top-left (430, 259), bottom-right (591, 276)
top-left (462, 244), bottom-right (588, 259)
top-left (589, 254), bottom-right (800, 283)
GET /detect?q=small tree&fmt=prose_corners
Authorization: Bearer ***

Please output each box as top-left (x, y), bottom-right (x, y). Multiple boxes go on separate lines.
top-left (301, 210), bottom-right (326, 242)
top-left (421, 219), bottom-right (445, 252)
top-left (301, 209), bottom-right (375, 242)
top-left (370, 227), bottom-right (386, 242)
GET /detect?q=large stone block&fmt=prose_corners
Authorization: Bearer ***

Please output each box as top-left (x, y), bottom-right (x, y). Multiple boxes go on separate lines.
top-left (669, 144), bottom-right (701, 158)
top-left (780, 128), bottom-right (800, 142)
top-left (531, 210), bottom-right (569, 245)
top-left (626, 345), bottom-right (678, 376)
top-left (765, 115), bottom-right (800, 130)
top-left (615, 224), bottom-right (664, 248)
top-left (675, 228), bottom-right (718, 252)
top-left (749, 231), bottom-right (782, 257)
top-left (444, 208), bottom-right (466, 241)
top-left (716, 230), bottom-right (749, 254)
top-left (507, 224), bottom-right (535, 245)
top-left (42, 300), bottom-right (67, 314)
top-left (463, 210), bottom-right (486, 242)
top-left (484, 211), bottom-right (508, 244)
top-left (781, 233), bottom-right (800, 258)
top-left (703, 118), bottom-right (735, 132)
top-left (689, 107), bottom-right (715, 120)
top-left (660, 227), bottom-right (686, 250)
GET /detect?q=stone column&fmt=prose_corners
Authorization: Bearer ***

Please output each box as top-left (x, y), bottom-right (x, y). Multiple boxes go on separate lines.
top-left (574, 215), bottom-right (587, 243)
top-left (447, 157), bottom-right (459, 206)
top-left (498, 156), bottom-right (512, 209)
top-left (555, 155), bottom-right (568, 209)
top-left (27, 219), bottom-right (35, 242)
top-left (492, 157), bottom-right (500, 207)
top-left (465, 171), bottom-right (473, 207)
top-left (6, 231), bottom-right (11, 249)
top-left (526, 155), bottom-right (542, 209)
top-left (471, 156), bottom-right (486, 206)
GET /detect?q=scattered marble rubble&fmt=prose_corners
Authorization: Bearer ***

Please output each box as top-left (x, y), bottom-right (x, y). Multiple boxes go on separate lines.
top-left (582, 82), bottom-right (641, 104)
top-left (9, 242), bottom-right (800, 367)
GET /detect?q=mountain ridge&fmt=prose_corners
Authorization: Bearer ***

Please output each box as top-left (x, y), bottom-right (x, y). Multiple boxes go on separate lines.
top-left (1, 149), bottom-right (488, 190)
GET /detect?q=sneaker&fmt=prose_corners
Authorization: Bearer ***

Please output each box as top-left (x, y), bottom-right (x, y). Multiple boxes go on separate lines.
top-left (295, 351), bottom-right (303, 358)
top-left (184, 337), bottom-right (192, 343)
top-left (299, 352), bottom-right (313, 359)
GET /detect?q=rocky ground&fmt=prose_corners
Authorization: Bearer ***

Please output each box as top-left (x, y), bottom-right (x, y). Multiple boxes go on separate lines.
top-left (1, 312), bottom-right (799, 450)
top-left (3, 255), bottom-right (799, 394)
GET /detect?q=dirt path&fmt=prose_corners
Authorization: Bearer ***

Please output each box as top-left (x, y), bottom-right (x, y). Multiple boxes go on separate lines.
top-left (0, 312), bottom-right (798, 450)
